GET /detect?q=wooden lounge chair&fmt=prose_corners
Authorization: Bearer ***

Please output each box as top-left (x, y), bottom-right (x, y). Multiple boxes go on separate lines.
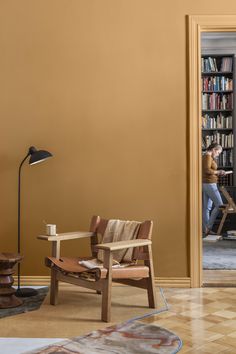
top-left (38, 216), bottom-right (157, 322)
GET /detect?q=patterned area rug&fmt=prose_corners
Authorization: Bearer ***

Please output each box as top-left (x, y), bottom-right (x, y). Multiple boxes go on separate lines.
top-left (0, 287), bottom-right (48, 319)
top-left (25, 306), bottom-right (182, 354)
top-left (203, 239), bottom-right (236, 269)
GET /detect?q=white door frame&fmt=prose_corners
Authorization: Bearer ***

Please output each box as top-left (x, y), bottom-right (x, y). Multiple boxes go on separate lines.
top-left (188, 15), bottom-right (236, 287)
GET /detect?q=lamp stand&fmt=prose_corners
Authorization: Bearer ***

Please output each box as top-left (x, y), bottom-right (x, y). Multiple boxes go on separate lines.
top-left (15, 152), bottom-right (38, 298)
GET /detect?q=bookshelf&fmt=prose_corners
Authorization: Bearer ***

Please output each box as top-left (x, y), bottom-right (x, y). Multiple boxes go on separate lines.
top-left (202, 54), bottom-right (234, 186)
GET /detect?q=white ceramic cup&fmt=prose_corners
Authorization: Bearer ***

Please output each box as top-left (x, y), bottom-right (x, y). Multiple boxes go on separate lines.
top-left (46, 224), bottom-right (57, 236)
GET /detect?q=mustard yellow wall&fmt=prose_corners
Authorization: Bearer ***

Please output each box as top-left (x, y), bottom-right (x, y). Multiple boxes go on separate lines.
top-left (1, 0), bottom-right (232, 277)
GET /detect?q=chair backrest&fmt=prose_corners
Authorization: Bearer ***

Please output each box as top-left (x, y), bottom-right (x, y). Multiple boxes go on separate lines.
top-left (220, 186), bottom-right (236, 211)
top-left (89, 216), bottom-right (153, 261)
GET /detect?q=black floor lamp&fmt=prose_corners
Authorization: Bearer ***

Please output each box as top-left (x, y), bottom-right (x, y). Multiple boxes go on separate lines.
top-left (15, 146), bottom-right (53, 298)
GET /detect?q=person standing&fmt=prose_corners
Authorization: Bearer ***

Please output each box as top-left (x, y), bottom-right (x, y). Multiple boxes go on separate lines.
top-left (202, 142), bottom-right (226, 236)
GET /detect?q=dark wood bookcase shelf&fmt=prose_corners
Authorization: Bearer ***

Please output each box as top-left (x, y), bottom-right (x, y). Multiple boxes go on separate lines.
top-left (202, 91), bottom-right (233, 93)
top-left (202, 110), bottom-right (233, 112)
top-left (202, 72), bottom-right (233, 75)
top-left (202, 54), bottom-right (235, 186)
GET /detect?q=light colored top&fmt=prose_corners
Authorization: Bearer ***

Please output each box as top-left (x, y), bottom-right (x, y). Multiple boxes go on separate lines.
top-left (202, 154), bottom-right (218, 183)
top-left (37, 231), bottom-right (93, 241)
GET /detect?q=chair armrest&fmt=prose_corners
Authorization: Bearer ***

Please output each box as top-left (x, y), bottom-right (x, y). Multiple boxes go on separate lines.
top-left (37, 231), bottom-right (94, 242)
top-left (95, 239), bottom-right (152, 252)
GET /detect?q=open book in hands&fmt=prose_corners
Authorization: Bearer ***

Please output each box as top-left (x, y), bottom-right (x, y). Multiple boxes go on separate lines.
top-left (219, 170), bottom-right (233, 176)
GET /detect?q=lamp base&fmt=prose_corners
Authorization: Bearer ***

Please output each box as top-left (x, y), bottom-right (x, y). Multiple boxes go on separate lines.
top-left (15, 287), bottom-right (38, 297)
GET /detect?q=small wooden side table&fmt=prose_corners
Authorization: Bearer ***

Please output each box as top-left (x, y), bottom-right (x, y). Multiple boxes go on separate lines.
top-left (0, 253), bottom-right (23, 309)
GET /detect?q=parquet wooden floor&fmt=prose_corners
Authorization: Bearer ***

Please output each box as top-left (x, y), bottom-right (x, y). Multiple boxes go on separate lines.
top-left (203, 270), bottom-right (236, 287)
top-left (142, 287), bottom-right (236, 353)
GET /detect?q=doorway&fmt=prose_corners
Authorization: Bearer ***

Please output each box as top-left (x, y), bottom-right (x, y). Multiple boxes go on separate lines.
top-left (188, 15), bottom-right (236, 287)
top-left (201, 33), bottom-right (236, 286)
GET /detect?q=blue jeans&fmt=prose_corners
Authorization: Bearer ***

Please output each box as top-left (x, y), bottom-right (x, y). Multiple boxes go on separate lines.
top-left (202, 183), bottom-right (223, 232)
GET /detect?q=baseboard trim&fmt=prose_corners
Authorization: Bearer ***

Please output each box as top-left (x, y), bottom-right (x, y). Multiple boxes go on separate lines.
top-left (15, 276), bottom-right (191, 288)
top-left (156, 277), bottom-right (191, 288)
top-left (15, 276), bottom-right (51, 286)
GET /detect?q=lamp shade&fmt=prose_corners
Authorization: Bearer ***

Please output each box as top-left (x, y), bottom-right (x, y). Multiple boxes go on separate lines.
top-left (28, 146), bottom-right (52, 165)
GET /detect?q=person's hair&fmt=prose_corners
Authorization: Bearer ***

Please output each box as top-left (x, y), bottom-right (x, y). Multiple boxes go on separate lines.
top-left (206, 142), bottom-right (222, 152)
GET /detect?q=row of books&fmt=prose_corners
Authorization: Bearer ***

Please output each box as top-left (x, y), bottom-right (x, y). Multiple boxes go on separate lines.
top-left (202, 93), bottom-right (233, 110)
top-left (202, 77), bottom-right (233, 91)
top-left (202, 56), bottom-right (233, 73)
top-left (202, 114), bottom-right (233, 129)
top-left (225, 231), bottom-right (236, 239)
top-left (221, 57), bottom-right (233, 72)
top-left (204, 230), bottom-right (236, 242)
top-left (218, 149), bottom-right (233, 167)
top-left (202, 132), bottom-right (234, 148)
top-left (218, 172), bottom-right (234, 186)
top-left (203, 234), bottom-right (222, 242)
top-left (203, 233), bottom-right (236, 241)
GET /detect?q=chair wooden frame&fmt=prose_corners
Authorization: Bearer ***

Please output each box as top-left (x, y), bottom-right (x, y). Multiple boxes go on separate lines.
top-left (38, 216), bottom-right (157, 322)
top-left (217, 186), bottom-right (236, 235)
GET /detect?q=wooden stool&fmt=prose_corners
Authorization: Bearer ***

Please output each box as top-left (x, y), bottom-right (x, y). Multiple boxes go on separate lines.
top-left (0, 253), bottom-right (23, 309)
